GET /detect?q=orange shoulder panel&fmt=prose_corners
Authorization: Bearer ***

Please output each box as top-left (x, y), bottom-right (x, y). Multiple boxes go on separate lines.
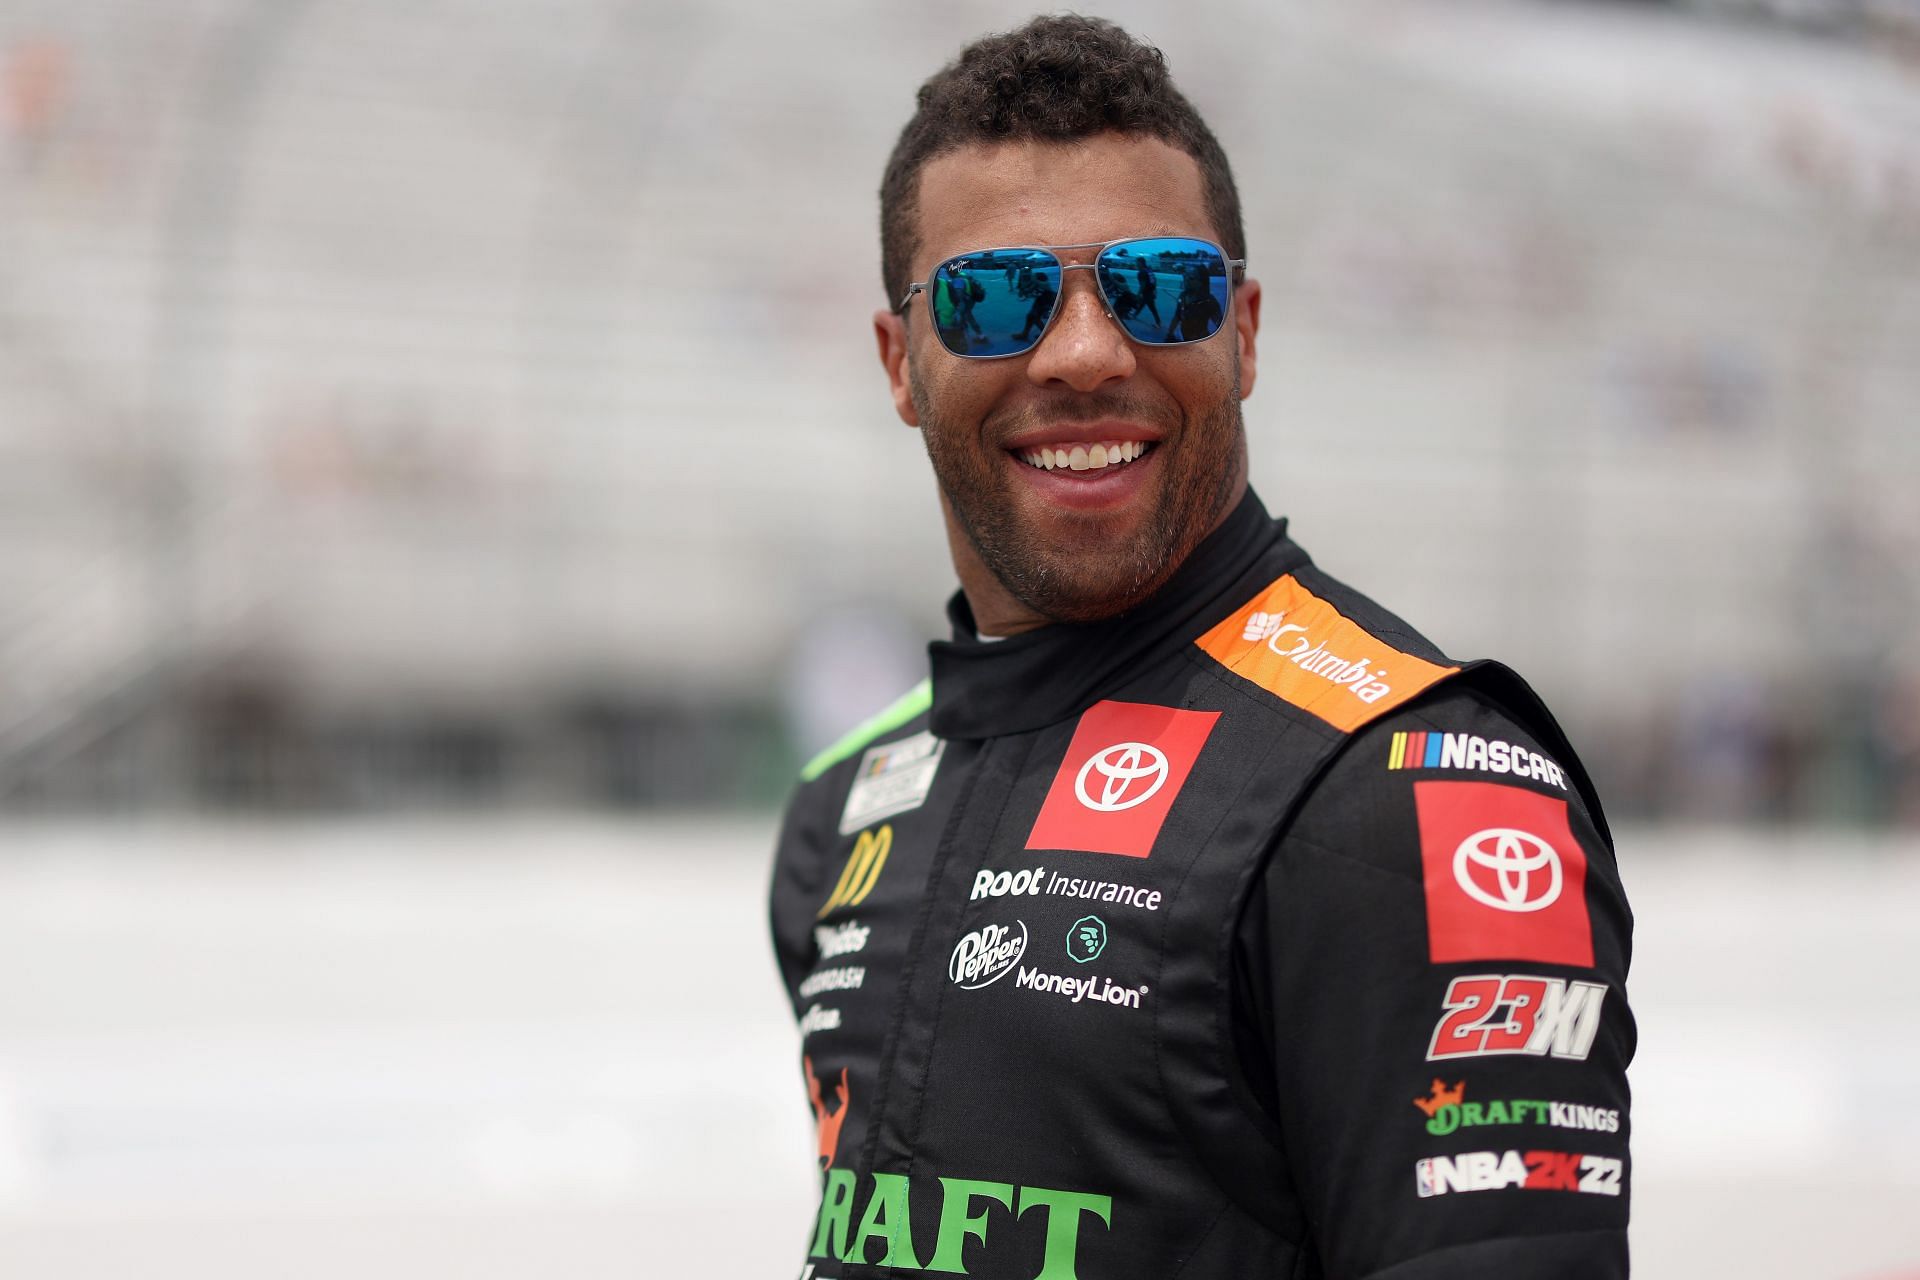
top-left (1195, 574), bottom-right (1459, 733)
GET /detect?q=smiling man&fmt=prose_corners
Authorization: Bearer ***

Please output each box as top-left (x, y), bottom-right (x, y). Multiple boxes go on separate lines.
top-left (769, 17), bottom-right (1633, 1280)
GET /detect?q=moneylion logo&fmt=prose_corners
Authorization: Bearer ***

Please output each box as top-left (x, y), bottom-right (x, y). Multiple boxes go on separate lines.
top-left (1067, 915), bottom-right (1108, 963)
top-left (1452, 827), bottom-right (1563, 913)
top-left (1015, 966), bottom-right (1147, 1009)
top-left (948, 920), bottom-right (1028, 990)
top-left (818, 825), bottom-right (892, 918)
top-left (1074, 742), bottom-right (1168, 812)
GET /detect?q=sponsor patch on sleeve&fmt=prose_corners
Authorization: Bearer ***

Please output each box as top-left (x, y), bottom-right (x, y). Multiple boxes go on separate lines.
top-left (1025, 700), bottom-right (1219, 859)
top-left (1414, 781), bottom-right (1593, 967)
top-left (1414, 1149), bottom-right (1623, 1198)
top-left (1388, 731), bottom-right (1569, 790)
top-left (1426, 973), bottom-right (1607, 1061)
top-left (838, 730), bottom-right (945, 835)
top-left (1195, 575), bottom-right (1457, 733)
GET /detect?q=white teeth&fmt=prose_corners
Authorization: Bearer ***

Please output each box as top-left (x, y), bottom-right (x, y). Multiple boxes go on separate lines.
top-left (1017, 440), bottom-right (1153, 472)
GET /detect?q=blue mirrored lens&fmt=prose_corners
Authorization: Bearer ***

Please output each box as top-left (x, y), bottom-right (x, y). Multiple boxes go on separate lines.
top-left (1095, 237), bottom-right (1231, 345)
top-left (929, 249), bottom-right (1060, 357)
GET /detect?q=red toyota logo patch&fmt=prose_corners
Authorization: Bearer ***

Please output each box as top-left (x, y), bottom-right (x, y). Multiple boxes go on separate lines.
top-left (1415, 780), bottom-right (1593, 966)
top-left (1026, 701), bottom-right (1220, 858)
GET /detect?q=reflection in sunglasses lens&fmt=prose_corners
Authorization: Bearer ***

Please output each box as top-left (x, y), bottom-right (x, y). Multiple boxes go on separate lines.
top-left (1096, 238), bottom-right (1230, 346)
top-left (931, 249), bottom-right (1060, 357)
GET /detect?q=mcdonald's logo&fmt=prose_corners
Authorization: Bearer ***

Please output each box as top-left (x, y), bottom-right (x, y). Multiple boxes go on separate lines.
top-left (818, 825), bottom-right (892, 918)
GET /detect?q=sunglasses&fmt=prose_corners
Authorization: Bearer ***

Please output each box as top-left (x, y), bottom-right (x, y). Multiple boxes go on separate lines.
top-left (898, 236), bottom-right (1246, 359)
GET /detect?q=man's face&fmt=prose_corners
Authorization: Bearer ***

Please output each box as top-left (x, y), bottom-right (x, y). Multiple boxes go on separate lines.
top-left (875, 134), bottom-right (1261, 626)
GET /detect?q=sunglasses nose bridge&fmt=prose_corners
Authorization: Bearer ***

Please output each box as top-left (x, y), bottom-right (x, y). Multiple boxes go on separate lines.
top-left (1054, 260), bottom-right (1119, 323)
top-left (1024, 275), bottom-right (1137, 386)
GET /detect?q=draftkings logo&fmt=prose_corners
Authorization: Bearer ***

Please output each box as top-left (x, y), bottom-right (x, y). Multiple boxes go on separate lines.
top-left (1413, 1079), bottom-right (1621, 1137)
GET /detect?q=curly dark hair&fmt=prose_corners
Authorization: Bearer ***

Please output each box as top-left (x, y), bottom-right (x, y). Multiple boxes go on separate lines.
top-left (879, 14), bottom-right (1244, 309)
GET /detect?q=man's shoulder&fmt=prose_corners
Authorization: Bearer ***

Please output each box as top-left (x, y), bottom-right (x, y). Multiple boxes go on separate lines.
top-left (1327, 682), bottom-right (1582, 801)
top-left (779, 678), bottom-right (938, 850)
top-left (1190, 554), bottom-right (1466, 736)
top-left (1191, 545), bottom-right (1608, 849)
top-left (1281, 680), bottom-right (1607, 891)
top-left (797, 677), bottom-right (933, 785)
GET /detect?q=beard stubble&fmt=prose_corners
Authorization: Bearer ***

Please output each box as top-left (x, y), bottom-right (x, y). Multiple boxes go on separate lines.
top-left (912, 376), bottom-right (1246, 625)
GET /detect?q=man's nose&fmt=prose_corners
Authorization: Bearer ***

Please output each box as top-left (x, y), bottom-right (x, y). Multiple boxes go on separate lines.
top-left (1025, 276), bottom-right (1136, 392)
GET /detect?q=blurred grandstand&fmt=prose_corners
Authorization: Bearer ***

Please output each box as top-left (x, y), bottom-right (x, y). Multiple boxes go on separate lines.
top-left (0, 0), bottom-right (1917, 821)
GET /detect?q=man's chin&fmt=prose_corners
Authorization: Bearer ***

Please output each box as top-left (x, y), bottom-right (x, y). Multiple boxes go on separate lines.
top-left (999, 554), bottom-right (1175, 625)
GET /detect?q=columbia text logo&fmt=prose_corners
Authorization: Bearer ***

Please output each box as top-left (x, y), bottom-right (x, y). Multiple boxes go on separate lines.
top-left (1244, 610), bottom-right (1392, 704)
top-left (1198, 576), bottom-right (1459, 733)
top-left (818, 826), bottom-right (892, 918)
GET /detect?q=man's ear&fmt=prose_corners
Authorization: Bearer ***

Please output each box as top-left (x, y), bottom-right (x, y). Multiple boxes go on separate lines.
top-left (873, 310), bottom-right (920, 427)
top-left (1233, 278), bottom-right (1262, 401)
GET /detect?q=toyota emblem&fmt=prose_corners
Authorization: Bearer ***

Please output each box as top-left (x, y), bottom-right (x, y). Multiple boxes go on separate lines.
top-left (1452, 827), bottom-right (1563, 913)
top-left (1074, 741), bottom-right (1169, 812)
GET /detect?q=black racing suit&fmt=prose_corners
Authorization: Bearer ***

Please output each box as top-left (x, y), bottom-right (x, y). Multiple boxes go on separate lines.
top-left (769, 493), bottom-right (1634, 1279)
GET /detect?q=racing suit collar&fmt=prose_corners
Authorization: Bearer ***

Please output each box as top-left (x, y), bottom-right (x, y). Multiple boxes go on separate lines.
top-left (929, 489), bottom-right (1298, 740)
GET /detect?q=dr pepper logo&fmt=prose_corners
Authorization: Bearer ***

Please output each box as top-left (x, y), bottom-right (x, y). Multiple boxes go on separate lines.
top-left (1026, 701), bottom-right (1219, 859)
top-left (1414, 780), bottom-right (1592, 967)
